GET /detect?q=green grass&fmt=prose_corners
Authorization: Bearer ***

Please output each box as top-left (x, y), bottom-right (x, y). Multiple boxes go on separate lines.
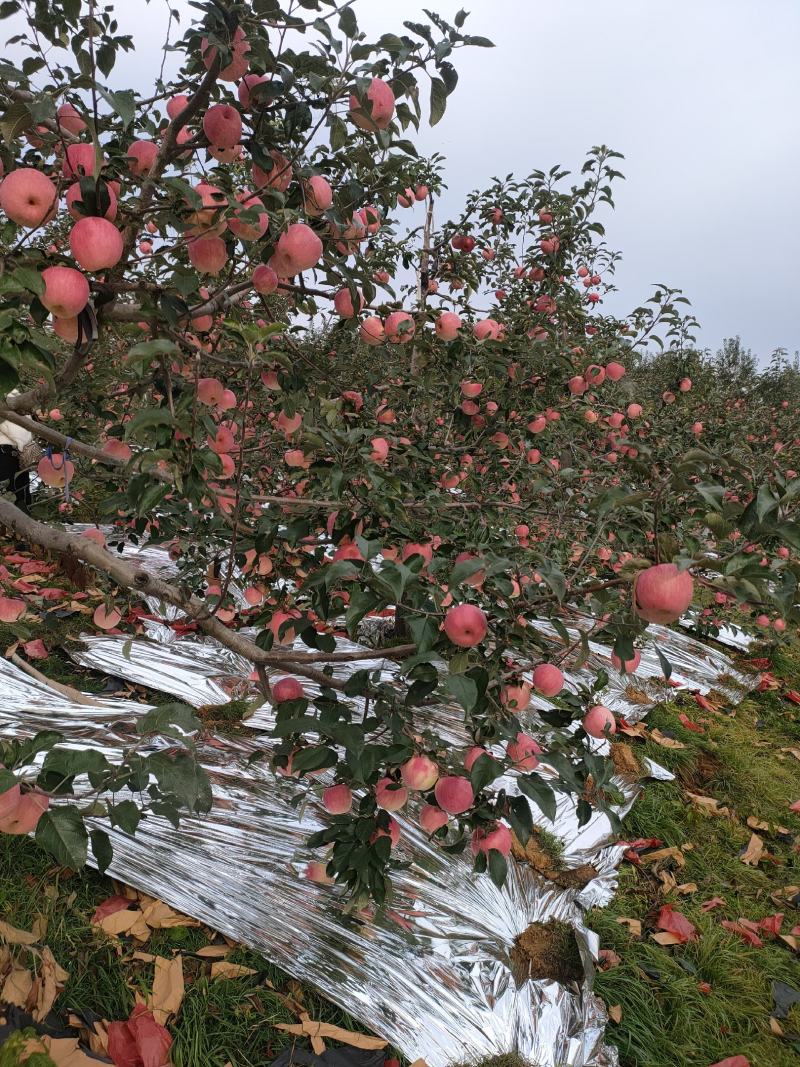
top-left (593, 638), bottom-right (800, 1066)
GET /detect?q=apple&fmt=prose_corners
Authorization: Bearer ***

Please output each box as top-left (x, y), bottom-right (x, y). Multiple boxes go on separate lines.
top-left (69, 216), bottom-right (123, 271)
top-left (0, 168), bottom-right (57, 227)
top-left (41, 265), bottom-right (89, 317)
top-left (349, 77), bottom-right (395, 130)
top-left (443, 603), bottom-right (487, 647)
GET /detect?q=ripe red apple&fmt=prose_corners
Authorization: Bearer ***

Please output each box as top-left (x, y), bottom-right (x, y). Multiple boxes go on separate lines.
top-left (384, 310), bottom-right (416, 344)
top-left (434, 775), bottom-right (474, 815)
top-left (500, 682), bottom-right (532, 711)
top-left (610, 649), bottom-right (641, 673)
top-left (474, 318), bottom-right (501, 341)
top-left (305, 175), bottom-right (333, 216)
top-left (470, 822), bottom-right (512, 857)
top-left (323, 783), bottom-right (352, 814)
top-left (69, 216), bottom-right (123, 271)
top-left (252, 264), bottom-right (279, 295)
top-left (201, 26), bottom-right (250, 82)
top-left (583, 704), bottom-right (616, 738)
top-left (238, 73), bottom-right (270, 109)
top-left (203, 103), bottom-right (242, 149)
top-left (63, 143), bottom-right (97, 179)
top-left (605, 361), bottom-right (626, 381)
top-left (506, 732), bottom-right (542, 770)
top-left (401, 754), bottom-right (439, 791)
top-left (41, 265), bottom-right (89, 317)
top-left (443, 603), bottom-right (487, 647)
top-left (188, 235), bottom-right (228, 275)
top-left (360, 316), bottom-right (385, 345)
top-left (269, 223), bottom-right (323, 277)
top-left (435, 311), bottom-right (461, 340)
top-left (349, 78), bottom-right (395, 131)
top-left (253, 149), bottom-right (293, 192)
top-left (273, 677), bottom-right (304, 702)
top-left (633, 563), bottom-right (694, 624)
top-left (57, 102), bottom-right (86, 134)
top-left (333, 287), bottom-right (364, 318)
top-left (376, 776), bottom-right (408, 811)
top-left (126, 139), bottom-right (159, 177)
top-left (532, 663), bottom-right (564, 697)
top-left (0, 168), bottom-right (57, 227)
top-left (419, 804), bottom-right (449, 834)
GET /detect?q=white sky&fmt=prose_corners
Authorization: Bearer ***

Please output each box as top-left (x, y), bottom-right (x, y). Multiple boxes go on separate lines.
top-left (6, 0), bottom-right (800, 360)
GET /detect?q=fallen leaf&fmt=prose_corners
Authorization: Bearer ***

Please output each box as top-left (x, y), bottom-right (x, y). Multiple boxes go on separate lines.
top-left (769, 1017), bottom-right (784, 1036)
top-left (33, 946), bottom-right (69, 1022)
top-left (22, 639), bottom-right (48, 660)
top-left (107, 1004), bottom-right (173, 1067)
top-left (618, 720), bottom-right (648, 738)
top-left (641, 846), bottom-right (686, 868)
top-left (649, 729), bottom-right (687, 750)
top-left (686, 792), bottom-right (732, 818)
top-left (147, 955), bottom-right (184, 1026)
top-left (707, 1057), bottom-right (751, 1067)
top-left (655, 905), bottom-right (698, 943)
top-left (598, 949), bottom-right (622, 970)
top-left (275, 1013), bottom-right (387, 1056)
top-left (657, 868), bottom-right (677, 894)
top-left (1, 964), bottom-right (32, 1006)
top-left (701, 896), bottom-right (727, 912)
top-left (779, 934), bottom-right (798, 952)
top-left (616, 916), bottom-right (642, 937)
top-left (91, 895), bottom-right (132, 925)
top-left (781, 748), bottom-right (800, 761)
top-left (790, 800), bottom-right (800, 813)
top-left (210, 961), bottom-right (257, 980)
top-left (37, 1036), bottom-right (101, 1066)
top-left (141, 899), bottom-right (201, 930)
top-left (740, 833), bottom-right (764, 867)
top-left (651, 931), bottom-right (685, 946)
top-left (675, 882), bottom-right (698, 896)
top-left (95, 907), bottom-right (151, 942)
top-left (608, 1004), bottom-right (622, 1023)
top-left (0, 919), bottom-right (39, 945)
top-left (195, 945), bottom-right (231, 958)
top-left (678, 712), bottom-right (705, 733)
top-left (721, 920), bottom-right (763, 948)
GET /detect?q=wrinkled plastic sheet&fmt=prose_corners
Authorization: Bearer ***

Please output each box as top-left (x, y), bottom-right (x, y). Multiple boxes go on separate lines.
top-left (6, 532), bottom-right (758, 1067)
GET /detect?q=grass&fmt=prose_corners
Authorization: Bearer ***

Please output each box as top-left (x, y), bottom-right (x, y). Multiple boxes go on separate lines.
top-left (592, 637), bottom-right (800, 1067)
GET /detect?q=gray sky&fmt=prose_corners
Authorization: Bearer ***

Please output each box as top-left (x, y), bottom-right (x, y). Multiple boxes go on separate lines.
top-left (8, 0), bottom-right (800, 359)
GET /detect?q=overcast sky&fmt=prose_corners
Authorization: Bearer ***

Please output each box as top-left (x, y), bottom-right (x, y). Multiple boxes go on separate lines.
top-left (8, 0), bottom-right (799, 360)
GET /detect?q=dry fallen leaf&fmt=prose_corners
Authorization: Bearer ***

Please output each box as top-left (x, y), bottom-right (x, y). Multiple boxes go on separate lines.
top-left (33, 946), bottom-right (69, 1022)
top-left (740, 833), bottom-right (765, 867)
top-left (0, 919), bottom-right (39, 945)
top-left (210, 961), bottom-right (257, 980)
top-left (608, 1004), bottom-right (623, 1023)
top-left (781, 748), bottom-right (800, 761)
top-left (657, 869), bottom-right (677, 894)
top-left (651, 931), bottom-right (685, 946)
top-left (36, 1036), bottom-right (101, 1067)
top-left (649, 729), bottom-right (687, 750)
top-left (616, 916), bottom-right (642, 937)
top-left (770, 1017), bottom-right (784, 1036)
top-left (675, 882), bottom-right (698, 896)
top-left (779, 934), bottom-right (798, 952)
top-left (686, 792), bottom-right (732, 818)
top-left (94, 907), bottom-right (151, 943)
top-left (641, 846), bottom-right (686, 868)
top-left (275, 1013), bottom-right (387, 1056)
top-left (140, 899), bottom-right (201, 930)
top-left (148, 955), bottom-right (184, 1026)
top-left (195, 945), bottom-right (231, 958)
top-left (1, 964), bottom-right (33, 1007)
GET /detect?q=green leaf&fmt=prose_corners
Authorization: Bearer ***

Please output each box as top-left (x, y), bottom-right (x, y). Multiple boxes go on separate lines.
top-left (756, 482), bottom-right (778, 524)
top-left (292, 746), bottom-right (338, 774)
top-left (35, 806), bottom-right (88, 869)
top-left (136, 702), bottom-right (202, 738)
top-left (148, 751), bottom-right (212, 813)
top-left (517, 774), bottom-right (557, 822)
top-left (338, 6), bottom-right (358, 37)
top-left (429, 76), bottom-right (447, 126)
top-left (470, 752), bottom-right (501, 794)
top-left (655, 647), bottom-right (672, 680)
top-left (0, 100), bottom-right (31, 143)
top-left (507, 794), bottom-right (533, 844)
top-left (124, 407), bottom-right (175, 439)
top-left (40, 748), bottom-right (109, 782)
top-left (11, 266), bottom-right (44, 296)
top-left (487, 847), bottom-right (508, 889)
top-left (444, 672), bottom-right (477, 712)
top-left (97, 86), bottom-right (135, 128)
top-left (0, 768), bottom-right (17, 793)
top-left (90, 828), bottom-right (113, 873)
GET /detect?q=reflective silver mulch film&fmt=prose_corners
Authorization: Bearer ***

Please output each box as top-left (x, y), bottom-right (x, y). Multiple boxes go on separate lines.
top-left (4, 532), bottom-right (757, 1067)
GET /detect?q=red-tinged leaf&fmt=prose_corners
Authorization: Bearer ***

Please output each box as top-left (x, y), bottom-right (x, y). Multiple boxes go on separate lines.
top-left (40, 588), bottom-right (69, 601)
top-left (758, 913), bottom-right (783, 936)
top-left (701, 897), bottom-right (726, 912)
top-left (108, 1004), bottom-right (172, 1067)
top-left (791, 925), bottom-right (800, 937)
top-left (656, 904), bottom-right (698, 943)
top-left (707, 1057), bottom-right (751, 1067)
top-left (694, 693), bottom-right (716, 713)
top-left (678, 712), bottom-right (705, 734)
top-left (758, 672), bottom-right (780, 691)
top-left (625, 838), bottom-right (664, 852)
top-left (745, 657), bottom-right (771, 670)
top-left (667, 679), bottom-right (683, 688)
top-left (789, 800), bottom-right (800, 813)
top-left (91, 895), bottom-right (132, 925)
top-left (721, 920), bottom-right (763, 947)
top-left (9, 579), bottom-right (37, 594)
top-left (623, 849), bottom-right (642, 865)
top-left (20, 560), bottom-right (55, 575)
top-left (785, 690), bottom-right (800, 706)
top-left (697, 981), bottom-right (712, 995)
top-left (3, 553), bottom-right (32, 564)
top-left (22, 639), bottom-right (48, 660)
top-left (598, 948), bottom-right (622, 970)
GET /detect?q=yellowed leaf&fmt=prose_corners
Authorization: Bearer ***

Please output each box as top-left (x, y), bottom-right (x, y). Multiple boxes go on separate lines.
top-left (686, 792), bottom-right (732, 817)
top-left (141, 899), bottom-right (201, 930)
top-left (650, 729), bottom-right (687, 750)
top-left (31, 914), bottom-right (48, 942)
top-left (148, 955), bottom-right (184, 1026)
top-left (40, 1036), bottom-right (102, 1066)
top-left (608, 1004), bottom-right (623, 1023)
top-left (675, 882), bottom-right (698, 896)
top-left (95, 908), bottom-right (151, 942)
top-left (781, 748), bottom-right (800, 761)
top-left (779, 934), bottom-right (798, 952)
top-left (740, 832), bottom-right (764, 867)
top-left (616, 916), bottom-right (642, 937)
top-left (657, 869), bottom-right (677, 894)
top-left (210, 961), bottom-right (257, 980)
top-left (651, 931), bottom-right (684, 946)
top-left (641, 846), bottom-right (686, 868)
top-left (131, 951), bottom-right (156, 963)
top-left (195, 945), bottom-right (231, 958)
top-left (33, 946), bottom-right (69, 1023)
top-left (409, 1059), bottom-right (429, 1067)
top-left (770, 1017), bottom-right (784, 1036)
top-left (1, 964), bottom-right (32, 1007)
top-left (0, 919), bottom-right (39, 946)
top-left (275, 1014), bottom-right (387, 1055)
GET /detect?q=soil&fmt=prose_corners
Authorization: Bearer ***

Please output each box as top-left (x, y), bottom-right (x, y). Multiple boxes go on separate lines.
top-left (510, 832), bottom-right (597, 889)
top-left (510, 920), bottom-right (584, 986)
top-left (610, 741), bottom-right (642, 780)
